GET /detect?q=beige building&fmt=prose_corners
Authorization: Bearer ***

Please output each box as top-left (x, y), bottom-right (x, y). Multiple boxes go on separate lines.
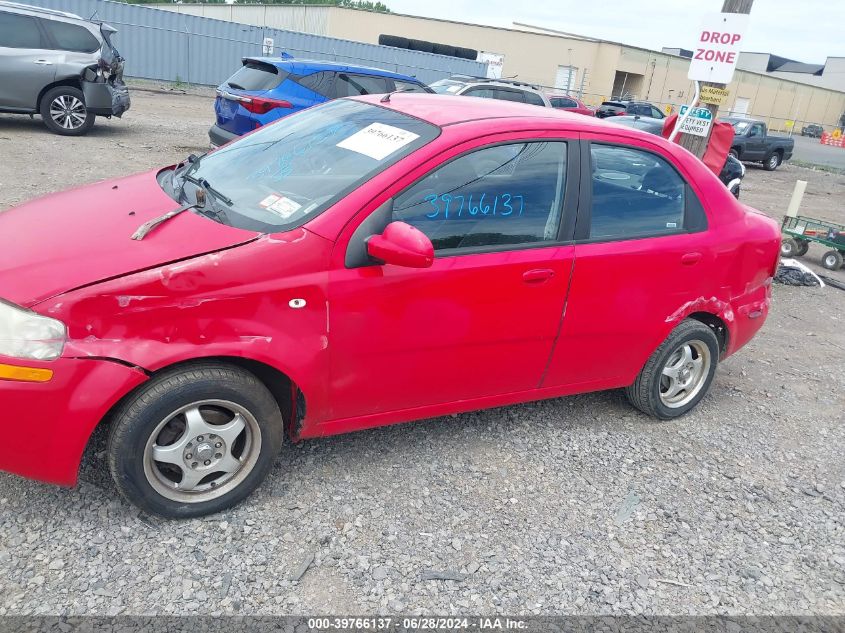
top-left (153, 4), bottom-right (845, 132)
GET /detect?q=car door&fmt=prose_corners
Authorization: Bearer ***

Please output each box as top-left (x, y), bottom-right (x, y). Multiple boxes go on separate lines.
top-left (0, 11), bottom-right (57, 110)
top-left (542, 135), bottom-right (712, 391)
top-left (326, 136), bottom-right (579, 421)
top-left (745, 123), bottom-right (767, 159)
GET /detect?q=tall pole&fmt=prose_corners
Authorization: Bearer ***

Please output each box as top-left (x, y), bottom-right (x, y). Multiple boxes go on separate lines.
top-left (677, 0), bottom-right (754, 158)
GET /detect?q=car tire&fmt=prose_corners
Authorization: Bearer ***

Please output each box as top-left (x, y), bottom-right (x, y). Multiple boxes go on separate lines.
top-left (625, 320), bottom-right (719, 420)
top-left (729, 149), bottom-right (740, 159)
top-left (40, 86), bottom-right (95, 136)
top-left (107, 363), bottom-right (284, 518)
top-left (763, 152), bottom-right (781, 171)
top-left (796, 240), bottom-right (810, 256)
top-left (780, 238), bottom-right (799, 257)
top-left (821, 250), bottom-right (844, 270)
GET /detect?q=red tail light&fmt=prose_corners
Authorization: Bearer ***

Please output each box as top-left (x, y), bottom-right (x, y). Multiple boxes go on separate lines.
top-left (240, 96), bottom-right (293, 115)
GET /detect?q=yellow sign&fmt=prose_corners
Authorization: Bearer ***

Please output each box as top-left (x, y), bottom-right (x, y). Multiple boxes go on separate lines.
top-left (785, 120), bottom-right (794, 129)
top-left (833, 128), bottom-right (843, 140)
top-left (664, 104), bottom-right (673, 116)
top-left (700, 86), bottom-right (730, 106)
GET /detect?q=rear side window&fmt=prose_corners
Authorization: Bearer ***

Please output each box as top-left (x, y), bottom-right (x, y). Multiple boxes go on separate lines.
top-left (394, 79), bottom-right (428, 93)
top-left (522, 91), bottom-right (546, 107)
top-left (295, 71), bottom-right (335, 98)
top-left (336, 73), bottom-right (390, 97)
top-left (589, 144), bottom-right (686, 240)
top-left (0, 11), bottom-right (43, 49)
top-left (226, 62), bottom-right (286, 91)
top-left (552, 97), bottom-right (578, 108)
top-left (393, 141), bottom-right (569, 252)
top-left (41, 20), bottom-right (99, 53)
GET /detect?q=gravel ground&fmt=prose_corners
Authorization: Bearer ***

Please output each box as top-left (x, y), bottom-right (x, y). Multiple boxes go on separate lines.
top-left (0, 85), bottom-right (844, 617)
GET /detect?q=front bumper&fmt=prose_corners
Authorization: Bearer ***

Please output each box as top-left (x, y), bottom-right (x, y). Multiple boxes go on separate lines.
top-left (209, 123), bottom-right (239, 148)
top-left (0, 356), bottom-right (147, 485)
top-left (83, 80), bottom-right (131, 118)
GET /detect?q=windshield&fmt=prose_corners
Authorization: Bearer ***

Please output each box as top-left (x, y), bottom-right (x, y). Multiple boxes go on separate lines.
top-left (176, 99), bottom-right (439, 232)
top-left (430, 79), bottom-right (467, 94)
top-left (730, 120), bottom-right (751, 134)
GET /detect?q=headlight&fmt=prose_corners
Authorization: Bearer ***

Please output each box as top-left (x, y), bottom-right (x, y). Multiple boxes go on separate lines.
top-left (0, 299), bottom-right (66, 361)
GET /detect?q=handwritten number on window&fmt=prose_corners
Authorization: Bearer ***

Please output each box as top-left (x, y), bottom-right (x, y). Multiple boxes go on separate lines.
top-left (422, 193), bottom-right (524, 219)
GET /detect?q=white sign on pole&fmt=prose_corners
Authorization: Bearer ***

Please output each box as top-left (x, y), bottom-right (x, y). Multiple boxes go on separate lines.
top-left (262, 37), bottom-right (274, 55)
top-left (477, 51), bottom-right (505, 79)
top-left (678, 105), bottom-right (713, 137)
top-left (687, 12), bottom-right (750, 84)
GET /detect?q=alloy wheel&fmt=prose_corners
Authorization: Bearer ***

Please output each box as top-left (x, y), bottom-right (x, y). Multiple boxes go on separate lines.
top-left (49, 95), bottom-right (87, 130)
top-left (659, 340), bottom-right (712, 409)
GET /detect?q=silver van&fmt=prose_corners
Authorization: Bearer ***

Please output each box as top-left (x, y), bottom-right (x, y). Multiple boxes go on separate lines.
top-left (0, 1), bottom-right (129, 135)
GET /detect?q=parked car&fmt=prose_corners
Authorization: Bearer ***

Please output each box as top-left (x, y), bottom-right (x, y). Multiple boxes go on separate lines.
top-left (596, 100), bottom-right (665, 119)
top-left (0, 94), bottom-right (780, 518)
top-left (548, 94), bottom-right (594, 116)
top-left (611, 115), bottom-right (746, 198)
top-left (722, 117), bottom-right (794, 171)
top-left (430, 76), bottom-right (551, 107)
top-left (209, 57), bottom-right (431, 147)
top-left (801, 123), bottom-right (824, 138)
top-left (0, 1), bottom-right (129, 135)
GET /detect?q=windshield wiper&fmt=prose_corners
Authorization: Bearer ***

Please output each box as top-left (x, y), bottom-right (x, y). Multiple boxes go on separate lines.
top-left (226, 82), bottom-right (245, 90)
top-left (184, 174), bottom-right (233, 226)
top-left (131, 192), bottom-right (206, 240)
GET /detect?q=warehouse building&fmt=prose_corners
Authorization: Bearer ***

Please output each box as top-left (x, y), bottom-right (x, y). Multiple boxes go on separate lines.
top-left (152, 4), bottom-right (845, 132)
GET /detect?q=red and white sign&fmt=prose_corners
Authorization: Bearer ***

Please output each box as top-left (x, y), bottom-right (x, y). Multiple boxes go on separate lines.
top-left (688, 12), bottom-right (750, 84)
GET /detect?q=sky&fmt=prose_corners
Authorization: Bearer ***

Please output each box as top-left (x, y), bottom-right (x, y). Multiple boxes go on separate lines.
top-left (383, 0), bottom-right (844, 64)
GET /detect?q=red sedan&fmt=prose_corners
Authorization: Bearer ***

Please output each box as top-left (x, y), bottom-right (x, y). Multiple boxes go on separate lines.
top-left (548, 94), bottom-right (595, 116)
top-left (0, 95), bottom-right (780, 518)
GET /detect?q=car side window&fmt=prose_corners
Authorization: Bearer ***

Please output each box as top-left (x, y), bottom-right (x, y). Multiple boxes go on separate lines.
top-left (393, 80), bottom-right (428, 93)
top-left (41, 20), bottom-right (99, 53)
top-left (589, 144), bottom-right (686, 240)
top-left (522, 91), bottom-right (546, 107)
top-left (336, 73), bottom-right (390, 97)
top-left (0, 11), bottom-right (43, 49)
top-left (553, 97), bottom-right (578, 108)
top-left (749, 123), bottom-right (763, 137)
top-left (393, 141), bottom-right (568, 252)
top-left (296, 71), bottom-right (335, 98)
top-left (650, 106), bottom-right (665, 119)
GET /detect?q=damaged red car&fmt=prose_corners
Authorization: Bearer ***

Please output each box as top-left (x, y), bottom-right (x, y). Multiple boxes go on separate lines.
top-left (0, 95), bottom-right (780, 518)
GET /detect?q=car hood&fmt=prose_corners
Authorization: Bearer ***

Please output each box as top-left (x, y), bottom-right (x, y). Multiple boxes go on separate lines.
top-left (0, 170), bottom-right (260, 308)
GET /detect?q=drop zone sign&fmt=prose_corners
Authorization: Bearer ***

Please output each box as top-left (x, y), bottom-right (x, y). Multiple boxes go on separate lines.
top-left (678, 106), bottom-right (713, 137)
top-left (688, 12), bottom-right (750, 84)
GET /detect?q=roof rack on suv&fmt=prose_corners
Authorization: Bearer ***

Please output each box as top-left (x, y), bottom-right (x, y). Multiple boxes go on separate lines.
top-left (0, 1), bottom-right (82, 19)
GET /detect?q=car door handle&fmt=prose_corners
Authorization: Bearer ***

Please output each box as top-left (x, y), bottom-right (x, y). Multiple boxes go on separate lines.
top-left (522, 268), bottom-right (555, 284)
top-left (34, 60), bottom-right (53, 65)
top-left (681, 252), bottom-right (702, 266)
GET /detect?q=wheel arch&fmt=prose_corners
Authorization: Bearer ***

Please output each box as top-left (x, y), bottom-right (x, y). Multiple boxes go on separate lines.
top-left (687, 311), bottom-right (729, 355)
top-left (36, 77), bottom-right (84, 112)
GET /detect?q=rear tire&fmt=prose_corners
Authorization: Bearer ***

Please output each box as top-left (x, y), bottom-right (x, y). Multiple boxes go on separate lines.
top-left (796, 240), bottom-right (810, 256)
top-left (822, 250), bottom-right (844, 270)
top-left (107, 363), bottom-right (284, 518)
top-left (763, 152), bottom-right (781, 171)
top-left (40, 86), bottom-right (95, 136)
top-left (729, 149), bottom-right (740, 159)
top-left (625, 320), bottom-right (719, 420)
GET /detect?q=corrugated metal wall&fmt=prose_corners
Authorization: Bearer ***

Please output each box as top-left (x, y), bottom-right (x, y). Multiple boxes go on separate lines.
top-left (21, 0), bottom-right (486, 86)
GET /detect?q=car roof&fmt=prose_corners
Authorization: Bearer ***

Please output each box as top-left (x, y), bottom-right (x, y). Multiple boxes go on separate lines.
top-left (353, 93), bottom-right (651, 132)
top-left (245, 57), bottom-right (423, 83)
top-left (722, 116), bottom-right (762, 123)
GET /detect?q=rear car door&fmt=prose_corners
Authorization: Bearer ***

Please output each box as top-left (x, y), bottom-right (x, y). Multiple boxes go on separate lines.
top-left (542, 135), bottom-right (712, 391)
top-left (326, 135), bottom-right (579, 421)
top-left (0, 11), bottom-right (57, 110)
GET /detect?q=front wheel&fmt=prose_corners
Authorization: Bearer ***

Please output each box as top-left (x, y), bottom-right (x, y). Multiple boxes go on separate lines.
top-left (763, 152), bottom-right (781, 171)
top-left (796, 240), bottom-right (810, 256)
top-left (108, 363), bottom-right (284, 518)
top-left (780, 238), bottom-right (799, 257)
top-left (40, 86), bottom-right (95, 136)
top-left (729, 149), bottom-right (740, 159)
top-left (822, 250), bottom-right (844, 270)
top-left (625, 320), bottom-right (719, 420)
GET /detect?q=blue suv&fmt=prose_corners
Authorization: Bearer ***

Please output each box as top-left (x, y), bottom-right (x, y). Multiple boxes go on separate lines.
top-left (209, 57), bottom-right (431, 147)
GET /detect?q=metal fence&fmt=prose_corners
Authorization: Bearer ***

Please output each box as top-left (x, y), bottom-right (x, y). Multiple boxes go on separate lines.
top-left (21, 0), bottom-right (487, 86)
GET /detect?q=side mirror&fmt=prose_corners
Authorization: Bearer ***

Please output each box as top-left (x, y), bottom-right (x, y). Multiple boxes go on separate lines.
top-left (366, 221), bottom-right (434, 268)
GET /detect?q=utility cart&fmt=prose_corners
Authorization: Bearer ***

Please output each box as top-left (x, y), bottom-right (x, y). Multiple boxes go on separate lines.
top-left (780, 215), bottom-right (845, 270)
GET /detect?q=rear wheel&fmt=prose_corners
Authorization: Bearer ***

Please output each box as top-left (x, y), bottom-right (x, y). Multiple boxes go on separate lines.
top-left (763, 152), bottom-right (782, 171)
top-left (108, 363), bottom-right (284, 518)
top-left (40, 86), bottom-right (95, 136)
top-left (625, 320), bottom-right (719, 420)
top-left (729, 149), bottom-right (740, 159)
top-left (822, 250), bottom-right (844, 270)
top-left (796, 240), bottom-right (810, 256)
top-left (780, 238), bottom-right (799, 257)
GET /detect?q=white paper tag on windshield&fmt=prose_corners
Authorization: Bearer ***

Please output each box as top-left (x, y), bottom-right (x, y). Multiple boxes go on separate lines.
top-left (259, 194), bottom-right (281, 208)
top-left (336, 123), bottom-right (420, 161)
top-left (267, 196), bottom-right (301, 219)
